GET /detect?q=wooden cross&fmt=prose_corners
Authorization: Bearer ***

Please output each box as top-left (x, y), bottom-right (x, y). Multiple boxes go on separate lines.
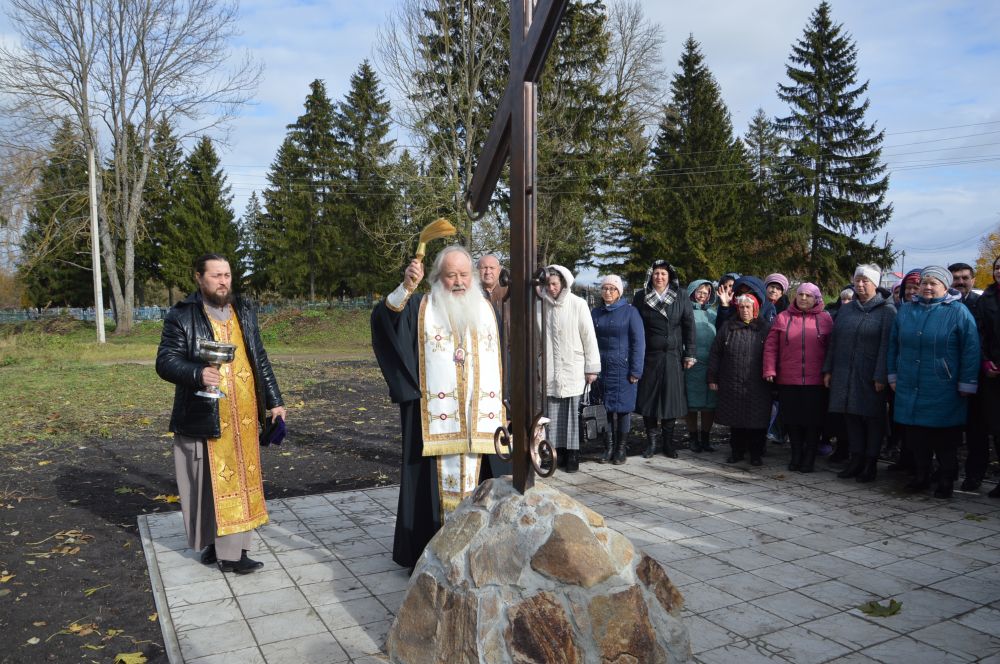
top-left (466, 0), bottom-right (568, 494)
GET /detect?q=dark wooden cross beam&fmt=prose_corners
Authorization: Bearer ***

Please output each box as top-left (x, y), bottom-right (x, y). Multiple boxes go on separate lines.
top-left (466, 0), bottom-right (569, 494)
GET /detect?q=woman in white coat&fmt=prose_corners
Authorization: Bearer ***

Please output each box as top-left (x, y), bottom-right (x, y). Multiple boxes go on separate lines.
top-left (539, 265), bottom-right (601, 472)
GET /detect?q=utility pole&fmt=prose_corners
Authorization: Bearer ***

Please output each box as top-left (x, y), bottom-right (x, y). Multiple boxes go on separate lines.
top-left (87, 145), bottom-right (106, 343)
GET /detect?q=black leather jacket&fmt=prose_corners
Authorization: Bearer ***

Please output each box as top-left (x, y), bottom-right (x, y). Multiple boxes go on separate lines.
top-left (977, 284), bottom-right (1000, 364)
top-left (155, 291), bottom-right (283, 438)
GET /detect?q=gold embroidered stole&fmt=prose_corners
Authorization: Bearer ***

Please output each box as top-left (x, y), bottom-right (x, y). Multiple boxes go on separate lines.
top-left (417, 294), bottom-right (505, 457)
top-left (206, 312), bottom-right (269, 536)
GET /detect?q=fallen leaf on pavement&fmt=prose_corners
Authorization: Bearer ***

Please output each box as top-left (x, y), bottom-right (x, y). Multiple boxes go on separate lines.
top-left (26, 637), bottom-right (40, 645)
top-left (148, 613), bottom-right (157, 622)
top-left (152, 495), bottom-right (180, 504)
top-left (32, 621), bottom-right (46, 627)
top-left (37, 461), bottom-right (52, 466)
top-left (0, 574), bottom-right (13, 583)
top-left (858, 599), bottom-right (902, 617)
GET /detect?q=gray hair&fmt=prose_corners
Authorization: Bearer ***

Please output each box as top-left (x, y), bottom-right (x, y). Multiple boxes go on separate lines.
top-left (429, 245), bottom-right (476, 284)
top-left (476, 253), bottom-right (502, 269)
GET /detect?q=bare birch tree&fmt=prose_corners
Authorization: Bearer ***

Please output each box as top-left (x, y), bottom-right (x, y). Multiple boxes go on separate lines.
top-left (0, 0), bottom-right (260, 333)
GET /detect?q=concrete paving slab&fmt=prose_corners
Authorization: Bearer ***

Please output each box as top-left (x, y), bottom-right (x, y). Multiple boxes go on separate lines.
top-left (140, 451), bottom-right (1000, 662)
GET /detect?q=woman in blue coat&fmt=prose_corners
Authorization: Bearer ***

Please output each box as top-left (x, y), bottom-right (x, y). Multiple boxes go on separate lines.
top-left (889, 266), bottom-right (980, 498)
top-left (592, 275), bottom-right (645, 464)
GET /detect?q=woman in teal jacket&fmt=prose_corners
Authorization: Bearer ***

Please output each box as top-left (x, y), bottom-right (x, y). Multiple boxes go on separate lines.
top-left (684, 279), bottom-right (718, 452)
top-left (888, 266), bottom-right (980, 498)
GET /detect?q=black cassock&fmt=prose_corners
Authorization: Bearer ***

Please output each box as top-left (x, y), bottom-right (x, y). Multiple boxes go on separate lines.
top-left (371, 292), bottom-right (510, 568)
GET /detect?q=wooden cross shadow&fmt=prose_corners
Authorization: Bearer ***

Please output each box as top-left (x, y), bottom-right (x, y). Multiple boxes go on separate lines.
top-left (466, 0), bottom-right (569, 494)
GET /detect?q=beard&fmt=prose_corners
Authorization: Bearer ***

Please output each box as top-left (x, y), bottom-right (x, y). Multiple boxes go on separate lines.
top-left (202, 286), bottom-right (232, 308)
top-left (432, 278), bottom-right (482, 339)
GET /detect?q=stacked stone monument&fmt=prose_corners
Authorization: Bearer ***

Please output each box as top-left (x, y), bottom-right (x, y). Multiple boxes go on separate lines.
top-left (386, 477), bottom-right (691, 663)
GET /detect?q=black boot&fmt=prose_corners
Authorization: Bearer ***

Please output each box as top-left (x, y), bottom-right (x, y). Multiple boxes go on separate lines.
top-left (799, 442), bottom-right (816, 473)
top-left (933, 480), bottom-right (953, 499)
top-left (557, 448), bottom-right (567, 468)
top-left (837, 455), bottom-right (864, 479)
top-left (599, 429), bottom-right (614, 464)
top-left (787, 442), bottom-right (802, 472)
top-left (661, 422), bottom-right (679, 459)
top-left (613, 418), bottom-right (628, 464)
top-left (200, 544), bottom-right (217, 565)
top-left (701, 430), bottom-right (715, 453)
top-left (856, 457), bottom-right (878, 483)
top-left (218, 550), bottom-right (264, 575)
top-left (905, 472), bottom-right (932, 492)
top-left (642, 429), bottom-right (659, 459)
top-left (829, 441), bottom-right (849, 463)
top-left (689, 431), bottom-right (702, 453)
top-left (988, 484), bottom-right (1000, 498)
top-left (612, 438), bottom-right (627, 465)
top-left (565, 449), bottom-right (579, 473)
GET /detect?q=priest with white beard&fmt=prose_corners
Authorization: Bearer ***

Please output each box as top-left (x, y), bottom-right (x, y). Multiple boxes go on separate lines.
top-left (371, 245), bottom-right (510, 569)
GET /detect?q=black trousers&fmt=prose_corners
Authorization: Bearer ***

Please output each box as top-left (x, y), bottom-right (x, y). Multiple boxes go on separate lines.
top-left (730, 427), bottom-right (766, 458)
top-left (787, 424), bottom-right (821, 455)
top-left (964, 392), bottom-right (996, 481)
top-left (908, 425), bottom-right (962, 484)
top-left (845, 413), bottom-right (885, 458)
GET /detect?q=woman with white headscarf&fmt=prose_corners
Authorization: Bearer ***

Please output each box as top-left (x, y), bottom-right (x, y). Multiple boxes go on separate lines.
top-left (538, 265), bottom-right (601, 473)
top-left (823, 264), bottom-right (896, 483)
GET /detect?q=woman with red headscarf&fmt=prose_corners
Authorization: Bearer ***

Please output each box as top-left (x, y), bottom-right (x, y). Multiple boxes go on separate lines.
top-left (708, 285), bottom-right (773, 466)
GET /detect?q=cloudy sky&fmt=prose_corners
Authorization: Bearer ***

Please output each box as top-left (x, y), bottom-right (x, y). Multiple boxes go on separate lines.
top-left (5, 0), bottom-right (1000, 276)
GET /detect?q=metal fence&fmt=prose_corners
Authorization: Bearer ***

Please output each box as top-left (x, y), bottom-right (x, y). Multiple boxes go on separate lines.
top-left (0, 298), bottom-right (378, 324)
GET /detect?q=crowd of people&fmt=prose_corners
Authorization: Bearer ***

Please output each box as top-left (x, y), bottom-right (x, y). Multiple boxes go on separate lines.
top-left (526, 256), bottom-right (998, 502)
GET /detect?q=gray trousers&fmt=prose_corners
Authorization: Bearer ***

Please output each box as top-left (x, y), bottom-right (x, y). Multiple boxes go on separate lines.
top-left (173, 434), bottom-right (252, 562)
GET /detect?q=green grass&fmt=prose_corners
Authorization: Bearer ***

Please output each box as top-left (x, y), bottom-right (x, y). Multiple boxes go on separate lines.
top-left (0, 308), bottom-right (376, 444)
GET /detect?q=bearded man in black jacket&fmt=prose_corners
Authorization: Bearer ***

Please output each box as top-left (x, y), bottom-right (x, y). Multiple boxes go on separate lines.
top-left (156, 253), bottom-right (286, 574)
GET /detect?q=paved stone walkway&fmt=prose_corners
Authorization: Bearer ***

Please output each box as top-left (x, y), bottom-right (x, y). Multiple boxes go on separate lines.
top-left (139, 452), bottom-right (1000, 663)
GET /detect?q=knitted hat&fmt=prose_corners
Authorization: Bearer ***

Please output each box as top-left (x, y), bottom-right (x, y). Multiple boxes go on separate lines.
top-left (902, 268), bottom-right (922, 288)
top-left (854, 264), bottom-right (881, 285)
top-left (764, 273), bottom-right (789, 293)
top-left (796, 282), bottom-right (822, 301)
top-left (920, 265), bottom-right (953, 288)
top-left (600, 274), bottom-right (624, 295)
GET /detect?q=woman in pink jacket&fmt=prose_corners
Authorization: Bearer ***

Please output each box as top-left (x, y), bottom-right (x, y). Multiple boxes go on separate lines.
top-left (763, 283), bottom-right (834, 472)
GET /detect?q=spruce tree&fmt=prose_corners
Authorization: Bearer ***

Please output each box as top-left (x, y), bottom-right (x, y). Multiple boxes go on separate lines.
top-left (19, 119), bottom-right (94, 307)
top-left (159, 137), bottom-right (241, 292)
top-left (259, 80), bottom-right (341, 299)
top-left (140, 118), bottom-right (184, 301)
top-left (239, 191), bottom-right (266, 294)
top-left (408, 0), bottom-right (508, 240)
top-left (743, 108), bottom-right (800, 275)
top-left (334, 61), bottom-right (396, 296)
top-left (625, 36), bottom-right (748, 285)
top-left (259, 137), bottom-right (311, 297)
top-left (776, 1), bottom-right (892, 285)
top-left (535, 0), bottom-right (617, 268)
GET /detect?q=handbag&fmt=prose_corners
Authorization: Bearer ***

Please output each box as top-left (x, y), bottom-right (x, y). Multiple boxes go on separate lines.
top-left (578, 383), bottom-right (608, 450)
